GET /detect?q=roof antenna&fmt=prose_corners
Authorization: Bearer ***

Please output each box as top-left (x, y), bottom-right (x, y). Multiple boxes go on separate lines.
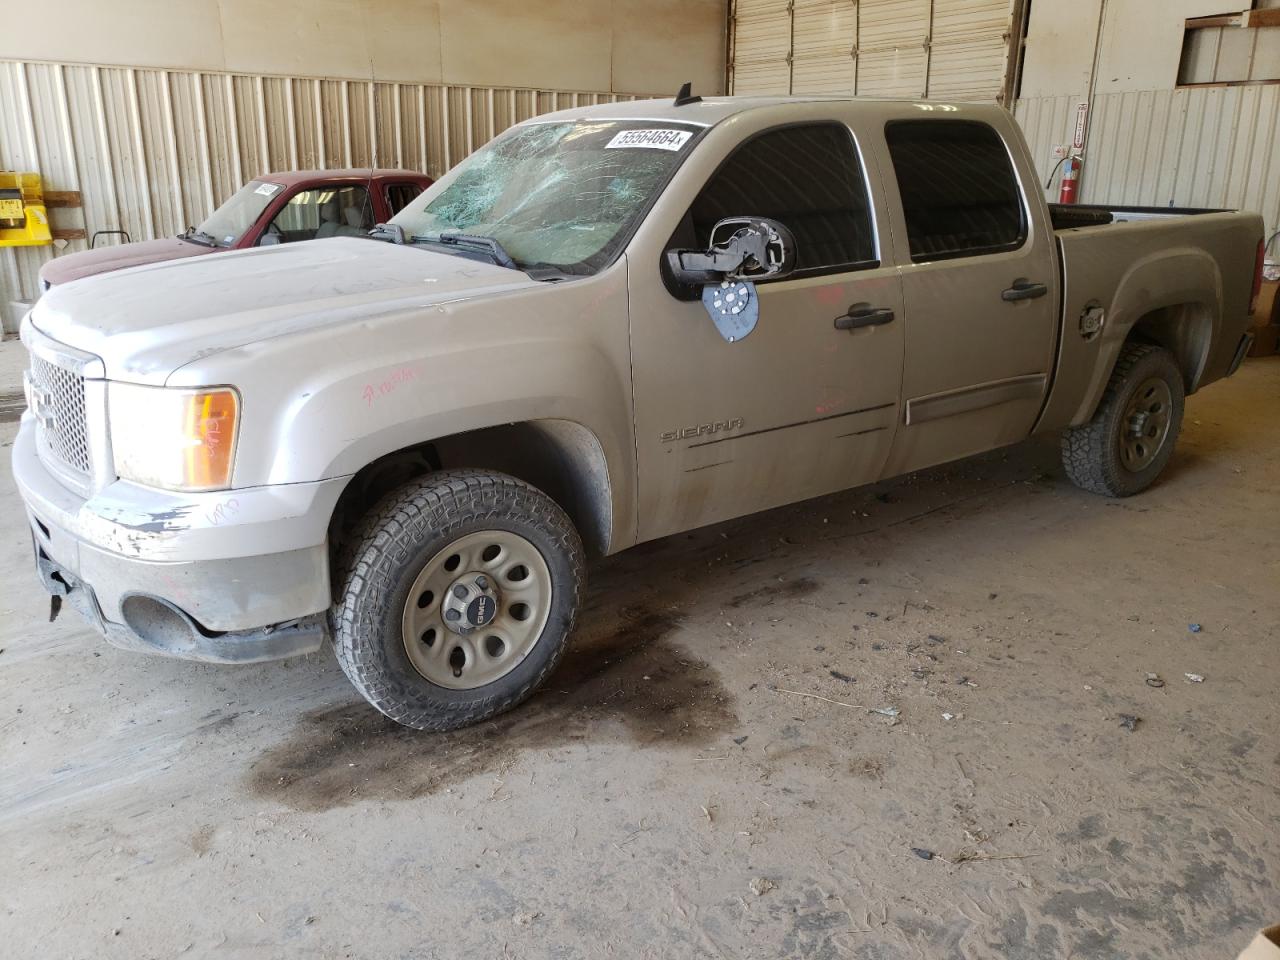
top-left (367, 57), bottom-right (378, 185)
top-left (674, 81), bottom-right (701, 107)
top-left (365, 56), bottom-right (397, 242)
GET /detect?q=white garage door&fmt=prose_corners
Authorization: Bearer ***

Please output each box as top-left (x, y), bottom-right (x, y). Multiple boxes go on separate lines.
top-left (731, 0), bottom-right (1018, 101)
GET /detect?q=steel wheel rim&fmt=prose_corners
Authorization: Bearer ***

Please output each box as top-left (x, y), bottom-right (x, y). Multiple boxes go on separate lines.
top-left (400, 529), bottom-right (553, 690)
top-left (1119, 376), bottom-right (1173, 473)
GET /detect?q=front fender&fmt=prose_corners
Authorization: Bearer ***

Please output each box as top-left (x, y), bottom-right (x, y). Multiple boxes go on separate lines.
top-left (180, 265), bottom-right (638, 553)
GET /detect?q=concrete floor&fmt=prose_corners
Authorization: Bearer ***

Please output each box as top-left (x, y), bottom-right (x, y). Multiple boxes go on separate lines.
top-left (2, 339), bottom-right (1277, 959)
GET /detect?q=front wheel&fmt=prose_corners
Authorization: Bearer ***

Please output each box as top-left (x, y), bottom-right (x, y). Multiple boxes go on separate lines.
top-left (1061, 342), bottom-right (1185, 497)
top-left (332, 470), bottom-right (585, 731)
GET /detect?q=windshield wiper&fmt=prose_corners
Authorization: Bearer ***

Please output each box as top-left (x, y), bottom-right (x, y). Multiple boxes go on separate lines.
top-left (180, 227), bottom-right (220, 247)
top-left (411, 232), bottom-right (519, 270)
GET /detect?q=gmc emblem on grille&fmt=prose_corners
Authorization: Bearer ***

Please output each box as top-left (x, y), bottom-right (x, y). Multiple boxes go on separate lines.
top-left (22, 372), bottom-right (56, 430)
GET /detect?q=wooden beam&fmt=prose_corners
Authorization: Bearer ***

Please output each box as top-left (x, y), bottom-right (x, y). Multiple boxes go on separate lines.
top-left (1243, 8), bottom-right (1280, 28)
top-left (42, 190), bottom-right (82, 208)
top-left (1186, 14), bottom-right (1242, 29)
top-left (51, 228), bottom-right (86, 241)
top-left (1189, 8), bottom-right (1280, 30)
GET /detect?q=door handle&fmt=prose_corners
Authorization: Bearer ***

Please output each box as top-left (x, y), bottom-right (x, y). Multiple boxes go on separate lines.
top-left (834, 304), bottom-right (895, 330)
top-left (1001, 278), bottom-right (1048, 302)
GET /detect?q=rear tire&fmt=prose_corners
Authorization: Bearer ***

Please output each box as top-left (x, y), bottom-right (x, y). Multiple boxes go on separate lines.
top-left (1061, 342), bottom-right (1185, 497)
top-left (332, 469), bottom-right (585, 731)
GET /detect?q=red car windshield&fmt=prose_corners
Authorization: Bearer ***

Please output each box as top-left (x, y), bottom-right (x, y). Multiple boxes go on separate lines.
top-left (192, 180), bottom-right (284, 247)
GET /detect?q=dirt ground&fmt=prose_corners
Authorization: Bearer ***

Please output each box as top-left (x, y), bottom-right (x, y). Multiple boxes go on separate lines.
top-left (1, 343), bottom-right (1276, 959)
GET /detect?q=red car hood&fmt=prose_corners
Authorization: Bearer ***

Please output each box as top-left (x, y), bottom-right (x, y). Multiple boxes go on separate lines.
top-left (39, 237), bottom-right (218, 287)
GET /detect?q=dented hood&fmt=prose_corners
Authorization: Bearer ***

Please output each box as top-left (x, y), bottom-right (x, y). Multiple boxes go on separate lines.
top-left (30, 237), bottom-right (539, 383)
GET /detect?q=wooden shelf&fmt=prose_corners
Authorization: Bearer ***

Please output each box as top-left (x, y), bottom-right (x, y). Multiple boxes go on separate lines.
top-left (43, 190), bottom-right (83, 209)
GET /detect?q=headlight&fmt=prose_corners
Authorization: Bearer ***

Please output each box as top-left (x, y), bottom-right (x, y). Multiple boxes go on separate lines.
top-left (110, 383), bottom-right (240, 491)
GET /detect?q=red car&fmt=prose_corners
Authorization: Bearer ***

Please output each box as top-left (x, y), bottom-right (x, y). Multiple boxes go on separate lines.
top-left (39, 168), bottom-right (433, 289)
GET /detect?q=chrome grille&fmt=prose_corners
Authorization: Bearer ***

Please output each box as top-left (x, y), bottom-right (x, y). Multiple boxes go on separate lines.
top-left (28, 353), bottom-right (91, 476)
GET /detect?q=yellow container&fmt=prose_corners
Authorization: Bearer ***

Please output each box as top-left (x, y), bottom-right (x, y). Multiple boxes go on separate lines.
top-left (0, 171), bottom-right (53, 247)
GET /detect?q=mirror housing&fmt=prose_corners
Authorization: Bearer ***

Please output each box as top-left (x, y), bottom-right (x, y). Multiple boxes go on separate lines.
top-left (666, 217), bottom-right (796, 289)
top-left (258, 233), bottom-right (282, 247)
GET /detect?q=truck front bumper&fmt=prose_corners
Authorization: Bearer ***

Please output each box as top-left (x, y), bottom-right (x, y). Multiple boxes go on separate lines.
top-left (12, 413), bottom-right (349, 663)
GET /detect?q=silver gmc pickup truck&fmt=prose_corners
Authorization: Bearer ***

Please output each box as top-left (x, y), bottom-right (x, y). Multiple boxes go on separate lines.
top-left (14, 95), bottom-right (1264, 730)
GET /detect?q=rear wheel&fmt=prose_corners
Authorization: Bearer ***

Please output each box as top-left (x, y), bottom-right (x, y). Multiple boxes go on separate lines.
top-left (332, 470), bottom-right (585, 731)
top-left (1061, 342), bottom-right (1185, 497)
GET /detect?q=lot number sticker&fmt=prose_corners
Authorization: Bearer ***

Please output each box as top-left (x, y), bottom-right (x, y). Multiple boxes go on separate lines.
top-left (605, 129), bottom-right (692, 151)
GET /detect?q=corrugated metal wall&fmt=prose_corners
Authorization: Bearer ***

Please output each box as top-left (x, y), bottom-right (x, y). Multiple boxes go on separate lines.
top-left (731, 0), bottom-right (1017, 100)
top-left (727, 0), bottom-right (1279, 244)
top-left (0, 58), bottom-right (647, 318)
top-left (1016, 85), bottom-right (1280, 238)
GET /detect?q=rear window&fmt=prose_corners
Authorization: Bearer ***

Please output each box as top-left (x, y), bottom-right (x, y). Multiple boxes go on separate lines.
top-left (884, 120), bottom-right (1026, 261)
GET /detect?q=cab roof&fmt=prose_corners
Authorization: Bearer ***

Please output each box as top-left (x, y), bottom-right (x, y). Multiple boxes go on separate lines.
top-left (529, 94), bottom-right (996, 128)
top-left (253, 168), bottom-right (432, 186)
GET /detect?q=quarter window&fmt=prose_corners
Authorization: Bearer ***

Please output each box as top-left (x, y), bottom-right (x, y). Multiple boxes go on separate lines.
top-left (885, 120), bottom-right (1026, 261)
top-left (688, 124), bottom-right (876, 274)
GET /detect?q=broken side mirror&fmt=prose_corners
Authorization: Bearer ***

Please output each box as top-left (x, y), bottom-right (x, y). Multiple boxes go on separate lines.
top-left (665, 217), bottom-right (797, 286)
top-left (665, 217), bottom-right (797, 343)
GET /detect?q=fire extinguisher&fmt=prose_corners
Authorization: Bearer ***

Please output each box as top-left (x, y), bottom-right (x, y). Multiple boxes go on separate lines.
top-left (1058, 155), bottom-right (1081, 204)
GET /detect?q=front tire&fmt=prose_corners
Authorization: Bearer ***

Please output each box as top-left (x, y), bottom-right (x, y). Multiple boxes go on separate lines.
top-left (332, 470), bottom-right (585, 731)
top-left (1061, 342), bottom-right (1185, 497)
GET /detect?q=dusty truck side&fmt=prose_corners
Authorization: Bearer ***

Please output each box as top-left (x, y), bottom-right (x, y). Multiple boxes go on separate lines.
top-left (13, 96), bottom-right (1263, 730)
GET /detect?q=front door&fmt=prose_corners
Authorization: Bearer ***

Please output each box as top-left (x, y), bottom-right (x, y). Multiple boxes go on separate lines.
top-left (877, 116), bottom-right (1060, 476)
top-left (628, 120), bottom-right (906, 541)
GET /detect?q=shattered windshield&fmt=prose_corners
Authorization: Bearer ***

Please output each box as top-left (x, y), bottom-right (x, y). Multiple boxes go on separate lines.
top-left (193, 180), bottom-right (282, 246)
top-left (391, 120), bottom-right (703, 275)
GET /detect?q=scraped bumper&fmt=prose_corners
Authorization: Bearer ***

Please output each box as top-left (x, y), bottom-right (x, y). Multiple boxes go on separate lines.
top-left (12, 413), bottom-right (346, 663)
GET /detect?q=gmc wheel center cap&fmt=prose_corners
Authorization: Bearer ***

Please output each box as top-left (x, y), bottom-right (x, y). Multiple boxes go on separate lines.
top-left (467, 594), bottom-right (497, 627)
top-left (442, 574), bottom-right (500, 634)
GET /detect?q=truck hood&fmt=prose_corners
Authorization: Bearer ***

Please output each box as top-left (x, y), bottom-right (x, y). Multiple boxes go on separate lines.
top-left (30, 238), bottom-right (541, 383)
top-left (39, 237), bottom-right (217, 287)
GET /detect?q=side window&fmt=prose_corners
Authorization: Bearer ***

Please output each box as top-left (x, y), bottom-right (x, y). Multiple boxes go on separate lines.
top-left (385, 182), bottom-right (422, 216)
top-left (884, 120), bottom-right (1026, 261)
top-left (263, 185), bottom-right (373, 244)
top-left (687, 124), bottom-right (876, 274)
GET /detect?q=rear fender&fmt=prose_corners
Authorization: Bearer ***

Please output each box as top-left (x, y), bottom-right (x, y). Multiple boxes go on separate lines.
top-left (1036, 245), bottom-right (1220, 431)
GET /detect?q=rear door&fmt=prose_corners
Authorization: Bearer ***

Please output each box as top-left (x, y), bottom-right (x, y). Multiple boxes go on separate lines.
top-left (628, 118), bottom-right (906, 540)
top-left (876, 116), bottom-right (1058, 476)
